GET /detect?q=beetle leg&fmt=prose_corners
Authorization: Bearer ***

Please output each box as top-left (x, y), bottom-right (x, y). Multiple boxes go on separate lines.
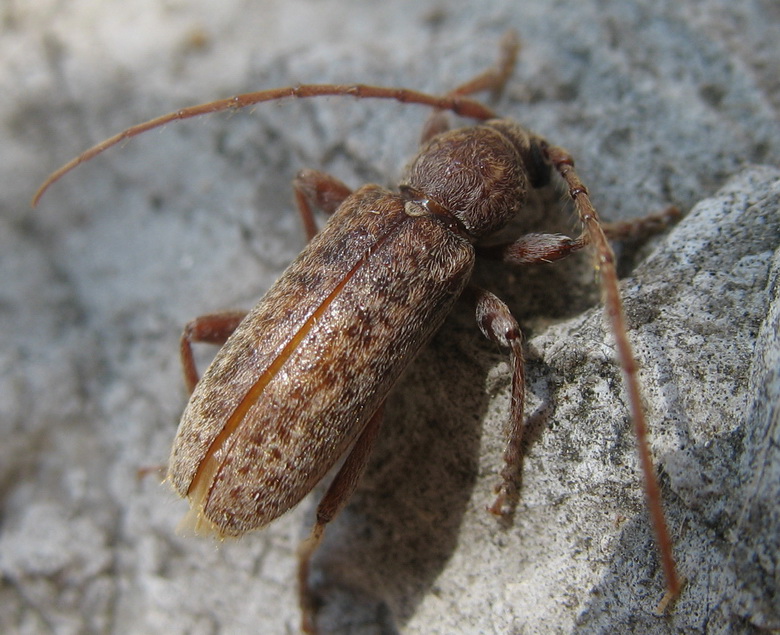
top-left (298, 402), bottom-right (386, 634)
top-left (478, 232), bottom-right (588, 264)
top-left (180, 310), bottom-right (247, 394)
top-left (450, 30), bottom-right (520, 101)
top-left (479, 203), bottom-right (680, 265)
top-left (419, 111), bottom-right (452, 144)
top-left (421, 30), bottom-right (520, 143)
top-left (293, 169), bottom-right (353, 241)
top-left (471, 215), bottom-right (668, 509)
top-left (465, 287), bottom-right (526, 517)
top-left (601, 205), bottom-right (681, 242)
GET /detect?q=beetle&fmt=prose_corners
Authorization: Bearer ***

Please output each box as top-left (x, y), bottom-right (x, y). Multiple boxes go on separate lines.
top-left (34, 31), bottom-right (680, 633)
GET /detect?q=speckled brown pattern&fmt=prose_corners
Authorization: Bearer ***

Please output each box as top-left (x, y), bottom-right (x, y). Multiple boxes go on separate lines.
top-left (169, 184), bottom-right (474, 535)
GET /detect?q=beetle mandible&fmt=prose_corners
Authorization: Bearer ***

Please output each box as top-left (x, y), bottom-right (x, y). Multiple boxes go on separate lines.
top-left (34, 31), bottom-right (681, 633)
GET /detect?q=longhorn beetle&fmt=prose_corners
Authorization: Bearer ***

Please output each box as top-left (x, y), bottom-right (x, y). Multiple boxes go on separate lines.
top-left (34, 31), bottom-right (681, 633)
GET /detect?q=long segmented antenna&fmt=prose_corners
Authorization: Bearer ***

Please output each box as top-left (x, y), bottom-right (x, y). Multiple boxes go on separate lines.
top-left (546, 144), bottom-right (681, 600)
top-left (32, 84), bottom-right (496, 206)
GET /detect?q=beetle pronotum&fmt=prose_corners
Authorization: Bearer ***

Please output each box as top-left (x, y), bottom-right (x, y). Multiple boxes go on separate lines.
top-left (34, 32), bottom-right (681, 633)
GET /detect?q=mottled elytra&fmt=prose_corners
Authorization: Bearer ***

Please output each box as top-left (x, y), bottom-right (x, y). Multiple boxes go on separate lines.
top-left (34, 31), bottom-right (681, 633)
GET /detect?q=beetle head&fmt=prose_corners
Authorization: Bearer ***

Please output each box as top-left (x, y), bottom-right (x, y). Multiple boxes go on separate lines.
top-left (401, 119), bottom-right (552, 239)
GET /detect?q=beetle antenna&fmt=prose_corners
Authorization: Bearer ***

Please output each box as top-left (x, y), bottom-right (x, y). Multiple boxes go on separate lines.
top-left (32, 84), bottom-right (496, 207)
top-left (546, 143), bottom-right (682, 601)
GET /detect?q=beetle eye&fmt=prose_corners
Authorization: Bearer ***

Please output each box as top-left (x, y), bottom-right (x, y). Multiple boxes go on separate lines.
top-left (526, 139), bottom-right (552, 189)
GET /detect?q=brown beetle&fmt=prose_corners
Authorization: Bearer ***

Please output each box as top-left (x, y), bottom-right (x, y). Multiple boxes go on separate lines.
top-left (34, 32), bottom-right (680, 633)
